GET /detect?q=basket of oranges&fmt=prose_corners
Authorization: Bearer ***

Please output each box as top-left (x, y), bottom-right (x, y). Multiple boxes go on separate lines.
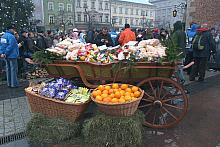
top-left (91, 83), bottom-right (144, 116)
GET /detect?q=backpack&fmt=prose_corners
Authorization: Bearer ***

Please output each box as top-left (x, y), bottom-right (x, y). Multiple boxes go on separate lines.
top-left (192, 33), bottom-right (205, 50)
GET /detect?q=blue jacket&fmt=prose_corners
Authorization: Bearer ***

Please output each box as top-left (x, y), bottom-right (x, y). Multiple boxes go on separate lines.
top-left (0, 31), bottom-right (19, 59)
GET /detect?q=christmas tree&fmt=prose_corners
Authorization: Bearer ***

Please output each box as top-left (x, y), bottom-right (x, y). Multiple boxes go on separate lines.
top-left (0, 0), bottom-right (35, 32)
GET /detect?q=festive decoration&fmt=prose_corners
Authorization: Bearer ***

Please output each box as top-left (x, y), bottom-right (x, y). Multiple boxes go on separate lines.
top-left (0, 0), bottom-right (35, 31)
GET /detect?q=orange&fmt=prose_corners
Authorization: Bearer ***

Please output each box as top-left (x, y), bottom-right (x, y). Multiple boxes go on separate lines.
top-left (105, 85), bottom-right (111, 91)
top-left (131, 86), bottom-right (139, 92)
top-left (103, 97), bottom-right (111, 102)
top-left (114, 92), bottom-right (121, 99)
top-left (119, 90), bottom-right (125, 96)
top-left (125, 88), bottom-right (132, 93)
top-left (110, 93), bottom-right (115, 98)
top-left (113, 89), bottom-right (118, 93)
top-left (124, 95), bottom-right (132, 101)
top-left (131, 97), bottom-right (137, 101)
top-left (102, 90), bottom-right (109, 94)
top-left (119, 98), bottom-right (126, 103)
top-left (96, 96), bottom-right (103, 101)
top-left (98, 85), bottom-right (105, 91)
top-left (101, 93), bottom-right (108, 99)
top-left (112, 83), bottom-right (119, 89)
top-left (111, 98), bottom-right (119, 103)
top-left (120, 95), bottom-right (125, 99)
top-left (134, 91), bottom-right (141, 98)
top-left (130, 93), bottom-right (134, 97)
top-left (108, 89), bottom-right (114, 94)
top-left (92, 91), bottom-right (98, 97)
top-left (125, 92), bottom-right (131, 96)
top-left (96, 90), bottom-right (102, 96)
top-left (121, 84), bottom-right (128, 90)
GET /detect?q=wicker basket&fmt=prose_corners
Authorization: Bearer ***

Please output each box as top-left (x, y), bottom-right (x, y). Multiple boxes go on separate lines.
top-left (91, 84), bottom-right (144, 117)
top-left (25, 89), bottom-right (91, 122)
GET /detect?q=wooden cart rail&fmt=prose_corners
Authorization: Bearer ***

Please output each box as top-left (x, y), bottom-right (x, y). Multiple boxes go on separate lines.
top-left (45, 61), bottom-right (176, 89)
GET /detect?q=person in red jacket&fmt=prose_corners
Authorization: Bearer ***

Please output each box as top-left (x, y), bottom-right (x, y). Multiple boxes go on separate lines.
top-left (118, 24), bottom-right (136, 46)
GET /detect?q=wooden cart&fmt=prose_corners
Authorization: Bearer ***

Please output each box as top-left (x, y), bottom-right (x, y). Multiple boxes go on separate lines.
top-left (45, 61), bottom-right (188, 128)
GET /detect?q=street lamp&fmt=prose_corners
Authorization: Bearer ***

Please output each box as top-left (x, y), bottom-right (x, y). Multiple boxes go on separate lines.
top-left (173, 9), bottom-right (177, 17)
top-left (172, 3), bottom-right (187, 18)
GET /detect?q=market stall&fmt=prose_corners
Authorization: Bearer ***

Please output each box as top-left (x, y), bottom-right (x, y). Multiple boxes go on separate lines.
top-left (26, 38), bottom-right (189, 129)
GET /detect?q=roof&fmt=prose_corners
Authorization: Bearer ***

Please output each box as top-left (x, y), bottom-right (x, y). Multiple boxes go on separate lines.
top-left (119, 0), bottom-right (153, 5)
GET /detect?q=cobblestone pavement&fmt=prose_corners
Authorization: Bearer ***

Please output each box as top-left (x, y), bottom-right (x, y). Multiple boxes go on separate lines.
top-left (0, 97), bottom-right (31, 138)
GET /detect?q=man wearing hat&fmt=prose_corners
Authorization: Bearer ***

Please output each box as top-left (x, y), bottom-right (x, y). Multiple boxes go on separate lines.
top-left (0, 24), bottom-right (19, 87)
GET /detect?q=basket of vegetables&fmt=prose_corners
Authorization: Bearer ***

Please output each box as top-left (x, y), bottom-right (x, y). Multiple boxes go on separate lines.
top-left (25, 78), bottom-right (91, 122)
top-left (91, 83), bottom-right (144, 117)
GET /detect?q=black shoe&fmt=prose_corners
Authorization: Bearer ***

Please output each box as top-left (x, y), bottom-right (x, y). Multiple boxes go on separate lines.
top-left (198, 78), bottom-right (204, 82)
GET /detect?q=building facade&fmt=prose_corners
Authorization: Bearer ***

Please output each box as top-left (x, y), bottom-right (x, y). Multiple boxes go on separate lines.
top-left (32, 0), bottom-right (75, 32)
top-left (186, 0), bottom-right (220, 29)
top-left (74, 0), bottom-right (111, 30)
top-left (111, 0), bottom-right (155, 30)
top-left (149, 0), bottom-right (186, 29)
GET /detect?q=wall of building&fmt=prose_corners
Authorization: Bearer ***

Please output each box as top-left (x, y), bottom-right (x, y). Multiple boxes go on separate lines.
top-left (186, 0), bottom-right (220, 29)
top-left (111, 0), bottom-right (155, 30)
top-left (74, 0), bottom-right (111, 30)
top-left (150, 0), bottom-right (186, 29)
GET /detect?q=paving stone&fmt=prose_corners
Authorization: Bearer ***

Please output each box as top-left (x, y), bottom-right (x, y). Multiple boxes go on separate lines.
top-left (4, 122), bottom-right (15, 129)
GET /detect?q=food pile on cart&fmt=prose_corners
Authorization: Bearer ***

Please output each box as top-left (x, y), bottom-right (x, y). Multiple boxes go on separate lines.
top-left (26, 38), bottom-right (188, 129)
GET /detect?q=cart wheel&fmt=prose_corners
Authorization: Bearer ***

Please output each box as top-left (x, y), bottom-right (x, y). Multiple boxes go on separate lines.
top-left (137, 77), bottom-right (188, 128)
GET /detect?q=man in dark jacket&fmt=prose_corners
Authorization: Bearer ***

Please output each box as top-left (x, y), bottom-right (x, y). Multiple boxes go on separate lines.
top-left (189, 24), bottom-right (216, 81)
top-left (36, 31), bottom-right (47, 50)
top-left (171, 21), bottom-right (186, 55)
top-left (95, 27), bottom-right (113, 47)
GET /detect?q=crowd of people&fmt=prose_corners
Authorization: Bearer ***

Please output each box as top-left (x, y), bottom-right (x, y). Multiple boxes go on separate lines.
top-left (0, 21), bottom-right (219, 87)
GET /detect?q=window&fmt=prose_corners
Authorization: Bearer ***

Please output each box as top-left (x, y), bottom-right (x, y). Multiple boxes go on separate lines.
top-left (125, 18), bottom-right (128, 24)
top-left (130, 9), bottom-right (133, 15)
top-left (91, 1), bottom-right (95, 9)
top-left (49, 15), bottom-right (54, 24)
top-left (99, 2), bottom-right (102, 10)
top-left (100, 15), bottom-right (102, 22)
top-left (125, 8), bottom-right (128, 14)
top-left (119, 7), bottom-right (122, 14)
top-left (58, 3), bottom-right (64, 11)
top-left (105, 2), bottom-right (108, 10)
top-left (119, 18), bottom-right (122, 25)
top-left (105, 15), bottom-right (109, 23)
top-left (77, 13), bottom-right (81, 22)
top-left (77, 0), bottom-right (81, 7)
top-left (141, 11), bottom-right (145, 16)
top-left (48, 2), bottom-right (54, 10)
top-left (69, 16), bottom-right (73, 25)
top-left (130, 18), bottom-right (134, 25)
top-left (136, 9), bottom-right (139, 15)
top-left (67, 4), bottom-right (72, 12)
top-left (83, 1), bottom-right (87, 8)
top-left (84, 15), bottom-right (87, 22)
top-left (114, 7), bottom-right (117, 13)
top-left (150, 11), bottom-right (153, 17)
top-left (136, 19), bottom-right (139, 25)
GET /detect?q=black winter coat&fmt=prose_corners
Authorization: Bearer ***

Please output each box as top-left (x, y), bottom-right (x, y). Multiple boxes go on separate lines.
top-left (193, 31), bottom-right (216, 58)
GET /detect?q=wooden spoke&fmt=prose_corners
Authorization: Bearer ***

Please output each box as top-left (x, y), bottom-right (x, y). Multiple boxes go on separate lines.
top-left (159, 109), bottom-right (167, 125)
top-left (163, 103), bottom-right (184, 110)
top-left (149, 81), bottom-right (157, 98)
top-left (141, 98), bottom-right (154, 103)
top-left (153, 111), bottom-right (157, 125)
top-left (144, 91), bottom-right (155, 100)
top-left (162, 96), bottom-right (183, 103)
top-left (145, 107), bottom-right (153, 116)
top-left (139, 103), bottom-right (153, 109)
top-left (162, 107), bottom-right (178, 121)
top-left (158, 81), bottom-right (164, 99)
